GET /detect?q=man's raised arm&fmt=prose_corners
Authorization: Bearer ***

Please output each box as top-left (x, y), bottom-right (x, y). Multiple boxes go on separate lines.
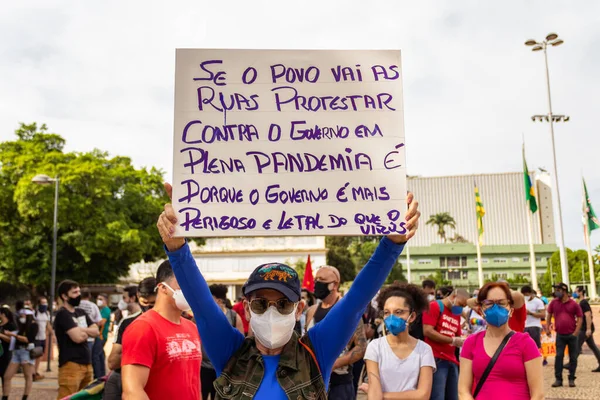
top-left (158, 183), bottom-right (245, 374)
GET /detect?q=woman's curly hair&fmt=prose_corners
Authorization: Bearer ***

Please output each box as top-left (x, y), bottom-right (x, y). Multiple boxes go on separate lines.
top-left (375, 283), bottom-right (429, 314)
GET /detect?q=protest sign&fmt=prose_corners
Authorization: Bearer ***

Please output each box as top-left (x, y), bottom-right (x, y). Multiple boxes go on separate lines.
top-left (172, 49), bottom-right (406, 236)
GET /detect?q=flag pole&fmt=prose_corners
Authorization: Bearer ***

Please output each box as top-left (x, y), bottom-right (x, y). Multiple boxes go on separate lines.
top-left (526, 207), bottom-right (539, 291)
top-left (406, 245), bottom-right (412, 283)
top-left (476, 236), bottom-right (484, 287)
top-left (583, 177), bottom-right (598, 299)
top-left (475, 182), bottom-right (484, 287)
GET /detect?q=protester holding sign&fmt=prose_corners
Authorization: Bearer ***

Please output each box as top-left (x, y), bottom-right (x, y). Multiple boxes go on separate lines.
top-left (157, 182), bottom-right (419, 399)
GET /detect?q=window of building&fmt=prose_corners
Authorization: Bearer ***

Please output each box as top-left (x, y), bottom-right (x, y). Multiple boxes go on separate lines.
top-left (483, 273), bottom-right (490, 279)
top-left (447, 257), bottom-right (460, 267)
top-left (461, 256), bottom-right (467, 266)
top-left (493, 258), bottom-right (508, 263)
top-left (482, 258), bottom-right (489, 263)
top-left (418, 259), bottom-right (432, 265)
top-left (447, 270), bottom-right (461, 280)
top-left (440, 257), bottom-right (446, 268)
top-left (419, 275), bottom-right (428, 281)
top-left (512, 257), bottom-right (520, 262)
top-left (498, 273), bottom-right (508, 279)
top-left (462, 270), bottom-right (468, 279)
top-left (536, 256), bottom-right (542, 262)
top-left (523, 257), bottom-right (529, 262)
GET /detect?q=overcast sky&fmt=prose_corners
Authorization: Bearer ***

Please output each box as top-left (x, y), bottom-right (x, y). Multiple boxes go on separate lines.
top-left (1, 1), bottom-right (599, 250)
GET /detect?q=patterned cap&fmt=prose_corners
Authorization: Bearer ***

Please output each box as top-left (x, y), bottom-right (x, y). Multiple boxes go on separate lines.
top-left (242, 263), bottom-right (301, 302)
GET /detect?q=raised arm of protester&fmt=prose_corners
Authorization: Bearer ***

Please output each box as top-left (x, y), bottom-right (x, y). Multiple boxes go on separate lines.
top-left (307, 194), bottom-right (419, 376)
top-left (158, 183), bottom-right (245, 374)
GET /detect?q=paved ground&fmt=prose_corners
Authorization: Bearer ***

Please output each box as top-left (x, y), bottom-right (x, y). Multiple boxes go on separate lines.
top-left (7, 307), bottom-right (600, 399)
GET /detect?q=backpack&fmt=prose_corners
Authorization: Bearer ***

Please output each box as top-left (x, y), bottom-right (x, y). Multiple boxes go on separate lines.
top-left (409, 300), bottom-right (444, 340)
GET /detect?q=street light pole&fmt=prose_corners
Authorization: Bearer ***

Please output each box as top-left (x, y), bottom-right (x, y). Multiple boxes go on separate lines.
top-left (32, 174), bottom-right (59, 372)
top-left (525, 33), bottom-right (570, 287)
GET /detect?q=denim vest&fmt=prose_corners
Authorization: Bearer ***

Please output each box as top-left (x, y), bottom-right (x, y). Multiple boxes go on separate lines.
top-left (213, 332), bottom-right (326, 399)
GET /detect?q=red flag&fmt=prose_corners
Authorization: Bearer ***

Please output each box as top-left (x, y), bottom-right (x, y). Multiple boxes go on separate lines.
top-left (302, 255), bottom-right (314, 292)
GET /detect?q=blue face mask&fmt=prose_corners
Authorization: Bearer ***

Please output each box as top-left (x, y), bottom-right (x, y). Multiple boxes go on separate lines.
top-left (451, 303), bottom-right (464, 316)
top-left (572, 293), bottom-right (579, 299)
top-left (384, 315), bottom-right (407, 335)
top-left (483, 304), bottom-right (510, 327)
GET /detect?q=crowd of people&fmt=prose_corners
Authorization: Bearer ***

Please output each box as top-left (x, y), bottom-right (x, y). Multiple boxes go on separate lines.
top-left (1, 186), bottom-right (600, 399)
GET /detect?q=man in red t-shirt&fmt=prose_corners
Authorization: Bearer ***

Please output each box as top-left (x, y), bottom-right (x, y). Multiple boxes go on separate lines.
top-left (232, 297), bottom-right (249, 335)
top-left (423, 287), bottom-right (469, 400)
top-left (122, 260), bottom-right (202, 400)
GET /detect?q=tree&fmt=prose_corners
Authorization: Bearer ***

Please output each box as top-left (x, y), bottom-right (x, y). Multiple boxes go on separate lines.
top-left (422, 271), bottom-right (451, 287)
top-left (0, 123), bottom-right (184, 293)
top-left (449, 233), bottom-right (470, 244)
top-left (539, 248), bottom-right (600, 295)
top-left (325, 236), bottom-right (356, 283)
top-left (426, 212), bottom-right (456, 243)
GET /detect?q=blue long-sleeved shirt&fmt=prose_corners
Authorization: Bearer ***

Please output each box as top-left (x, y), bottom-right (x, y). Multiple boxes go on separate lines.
top-left (167, 237), bottom-right (404, 397)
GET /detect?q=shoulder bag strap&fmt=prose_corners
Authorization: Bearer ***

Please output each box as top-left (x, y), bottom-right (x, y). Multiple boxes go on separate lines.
top-left (473, 331), bottom-right (515, 398)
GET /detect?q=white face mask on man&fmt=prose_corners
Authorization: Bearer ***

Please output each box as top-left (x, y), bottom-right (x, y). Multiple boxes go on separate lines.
top-left (117, 299), bottom-right (128, 311)
top-left (250, 304), bottom-right (298, 349)
top-left (161, 282), bottom-right (191, 312)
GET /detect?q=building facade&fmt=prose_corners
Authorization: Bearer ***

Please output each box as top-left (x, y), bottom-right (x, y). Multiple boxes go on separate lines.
top-left (404, 171), bottom-right (557, 289)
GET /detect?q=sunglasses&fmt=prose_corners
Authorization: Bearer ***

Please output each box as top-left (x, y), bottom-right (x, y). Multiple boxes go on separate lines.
top-left (249, 298), bottom-right (297, 315)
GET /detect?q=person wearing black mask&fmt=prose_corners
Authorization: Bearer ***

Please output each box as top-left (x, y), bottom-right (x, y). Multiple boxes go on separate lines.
top-left (33, 296), bottom-right (53, 381)
top-left (104, 277), bottom-right (157, 400)
top-left (54, 280), bottom-right (99, 400)
top-left (2, 309), bottom-right (38, 400)
top-left (305, 266), bottom-right (368, 400)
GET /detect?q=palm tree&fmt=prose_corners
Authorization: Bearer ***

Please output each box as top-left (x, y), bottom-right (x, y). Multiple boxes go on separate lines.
top-left (426, 212), bottom-right (457, 243)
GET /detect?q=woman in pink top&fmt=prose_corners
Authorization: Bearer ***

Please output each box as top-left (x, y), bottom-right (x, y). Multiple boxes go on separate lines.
top-left (458, 282), bottom-right (543, 400)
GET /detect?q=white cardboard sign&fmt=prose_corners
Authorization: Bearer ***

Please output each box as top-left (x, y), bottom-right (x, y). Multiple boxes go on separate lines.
top-left (172, 49), bottom-right (406, 237)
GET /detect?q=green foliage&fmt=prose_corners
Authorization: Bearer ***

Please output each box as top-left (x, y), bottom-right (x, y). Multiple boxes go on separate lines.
top-left (539, 248), bottom-right (600, 295)
top-left (426, 212), bottom-right (456, 243)
top-left (423, 271), bottom-right (451, 287)
top-left (325, 236), bottom-right (356, 283)
top-left (484, 273), bottom-right (531, 288)
top-left (326, 236), bottom-right (405, 284)
top-left (0, 123), bottom-right (182, 293)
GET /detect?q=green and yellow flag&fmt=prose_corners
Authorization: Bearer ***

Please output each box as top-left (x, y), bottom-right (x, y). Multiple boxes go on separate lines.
top-left (475, 185), bottom-right (485, 245)
top-left (583, 177), bottom-right (600, 234)
top-left (523, 146), bottom-right (538, 213)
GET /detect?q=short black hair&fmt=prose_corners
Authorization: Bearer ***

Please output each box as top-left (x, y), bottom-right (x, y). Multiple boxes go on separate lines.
top-left (156, 260), bottom-right (174, 284)
top-left (37, 296), bottom-right (47, 304)
top-left (422, 280), bottom-right (436, 290)
top-left (15, 300), bottom-right (24, 311)
top-left (138, 277), bottom-right (157, 297)
top-left (0, 306), bottom-right (14, 323)
top-left (438, 286), bottom-right (454, 298)
top-left (209, 284), bottom-right (228, 301)
top-left (124, 286), bottom-right (138, 302)
top-left (98, 293), bottom-right (109, 300)
top-left (376, 283), bottom-right (429, 314)
top-left (521, 285), bottom-right (533, 295)
top-left (58, 280), bottom-right (80, 300)
top-left (576, 285), bottom-right (586, 295)
top-left (81, 289), bottom-right (92, 299)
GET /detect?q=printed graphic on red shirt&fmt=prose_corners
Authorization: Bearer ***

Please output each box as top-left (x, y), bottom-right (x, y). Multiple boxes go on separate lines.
top-left (122, 310), bottom-right (201, 400)
top-left (165, 333), bottom-right (202, 362)
top-left (423, 301), bottom-right (461, 365)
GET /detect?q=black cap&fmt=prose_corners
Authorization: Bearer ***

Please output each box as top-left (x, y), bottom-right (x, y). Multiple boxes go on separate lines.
top-left (553, 283), bottom-right (569, 291)
top-left (243, 263), bottom-right (301, 302)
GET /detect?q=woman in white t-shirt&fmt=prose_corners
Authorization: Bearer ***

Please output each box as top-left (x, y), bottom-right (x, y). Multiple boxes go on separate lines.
top-left (363, 283), bottom-right (436, 398)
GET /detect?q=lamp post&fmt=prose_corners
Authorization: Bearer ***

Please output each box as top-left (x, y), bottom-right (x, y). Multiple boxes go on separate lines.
top-left (32, 174), bottom-right (59, 372)
top-left (525, 32), bottom-right (570, 287)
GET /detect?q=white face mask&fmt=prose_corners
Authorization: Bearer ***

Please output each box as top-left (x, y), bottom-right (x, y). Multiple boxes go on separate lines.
top-left (118, 299), bottom-right (128, 311)
top-left (162, 282), bottom-right (191, 312)
top-left (250, 304), bottom-right (298, 349)
top-left (427, 294), bottom-right (435, 302)
top-left (19, 317), bottom-right (26, 324)
top-left (97, 300), bottom-right (104, 307)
